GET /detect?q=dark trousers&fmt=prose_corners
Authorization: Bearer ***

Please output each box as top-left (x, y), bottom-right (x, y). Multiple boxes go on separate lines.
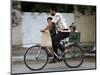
top-left (50, 34), bottom-right (58, 59)
top-left (50, 31), bottom-right (69, 59)
top-left (52, 31), bottom-right (69, 52)
top-left (49, 24), bottom-right (57, 59)
top-left (51, 35), bottom-right (58, 54)
top-left (49, 24), bottom-right (69, 59)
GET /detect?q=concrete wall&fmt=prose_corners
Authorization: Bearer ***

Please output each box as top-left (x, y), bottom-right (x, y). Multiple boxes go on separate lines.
top-left (74, 12), bottom-right (96, 43)
top-left (12, 9), bottom-right (22, 45)
top-left (21, 12), bottom-right (74, 47)
top-left (12, 11), bottom-right (96, 46)
top-left (12, 25), bottom-right (22, 45)
top-left (12, 12), bottom-right (74, 46)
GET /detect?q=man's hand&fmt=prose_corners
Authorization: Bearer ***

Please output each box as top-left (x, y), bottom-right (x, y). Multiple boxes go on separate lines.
top-left (40, 29), bottom-right (45, 32)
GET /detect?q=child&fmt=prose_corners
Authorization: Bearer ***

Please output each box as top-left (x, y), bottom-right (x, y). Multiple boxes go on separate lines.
top-left (69, 23), bottom-right (77, 32)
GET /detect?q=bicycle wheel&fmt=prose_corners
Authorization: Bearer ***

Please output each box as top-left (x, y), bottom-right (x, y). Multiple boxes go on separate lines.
top-left (64, 44), bottom-right (84, 68)
top-left (24, 45), bottom-right (48, 70)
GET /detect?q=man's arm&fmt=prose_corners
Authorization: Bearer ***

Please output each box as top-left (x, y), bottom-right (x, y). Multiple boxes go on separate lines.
top-left (41, 22), bottom-right (54, 32)
top-left (41, 15), bottom-right (60, 32)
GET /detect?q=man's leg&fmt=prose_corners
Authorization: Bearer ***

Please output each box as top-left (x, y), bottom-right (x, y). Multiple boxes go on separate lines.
top-left (52, 40), bottom-right (58, 60)
top-left (53, 32), bottom-right (69, 52)
top-left (49, 32), bottom-right (69, 63)
top-left (51, 35), bottom-right (58, 57)
top-left (49, 24), bottom-right (58, 63)
top-left (48, 35), bottom-right (58, 63)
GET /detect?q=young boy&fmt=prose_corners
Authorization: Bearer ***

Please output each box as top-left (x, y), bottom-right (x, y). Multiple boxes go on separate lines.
top-left (47, 17), bottom-right (59, 63)
top-left (69, 25), bottom-right (77, 32)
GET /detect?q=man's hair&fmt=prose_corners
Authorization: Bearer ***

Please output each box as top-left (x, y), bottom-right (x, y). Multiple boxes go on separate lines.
top-left (50, 6), bottom-right (57, 12)
top-left (47, 17), bottom-right (52, 21)
top-left (69, 25), bottom-right (76, 31)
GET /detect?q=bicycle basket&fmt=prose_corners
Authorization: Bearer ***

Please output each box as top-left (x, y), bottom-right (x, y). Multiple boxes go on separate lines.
top-left (41, 30), bottom-right (52, 47)
top-left (69, 32), bottom-right (80, 43)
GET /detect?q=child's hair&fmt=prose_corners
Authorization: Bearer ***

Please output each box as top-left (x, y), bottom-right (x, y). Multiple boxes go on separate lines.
top-left (69, 25), bottom-right (76, 31)
top-left (47, 17), bottom-right (52, 21)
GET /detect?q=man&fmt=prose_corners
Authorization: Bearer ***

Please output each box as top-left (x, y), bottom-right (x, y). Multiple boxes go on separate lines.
top-left (41, 6), bottom-right (69, 63)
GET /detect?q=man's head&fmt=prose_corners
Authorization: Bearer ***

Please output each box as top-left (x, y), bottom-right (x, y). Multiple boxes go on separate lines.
top-left (69, 25), bottom-right (76, 32)
top-left (47, 17), bottom-right (52, 23)
top-left (50, 6), bottom-right (57, 16)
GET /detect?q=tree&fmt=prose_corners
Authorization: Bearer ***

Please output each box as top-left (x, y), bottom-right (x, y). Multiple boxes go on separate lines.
top-left (76, 5), bottom-right (96, 15)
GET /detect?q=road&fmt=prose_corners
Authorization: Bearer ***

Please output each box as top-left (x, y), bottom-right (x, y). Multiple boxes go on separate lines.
top-left (11, 48), bottom-right (96, 74)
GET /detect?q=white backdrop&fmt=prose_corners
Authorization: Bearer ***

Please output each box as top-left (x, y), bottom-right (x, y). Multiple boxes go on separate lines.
top-left (21, 12), bottom-right (74, 47)
top-left (0, 0), bottom-right (99, 75)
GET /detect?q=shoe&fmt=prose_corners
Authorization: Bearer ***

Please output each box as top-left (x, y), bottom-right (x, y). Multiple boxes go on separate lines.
top-left (64, 48), bottom-right (68, 53)
top-left (57, 59), bottom-right (63, 62)
top-left (48, 54), bottom-right (53, 57)
top-left (59, 48), bottom-right (68, 58)
top-left (48, 59), bottom-right (56, 63)
top-left (59, 49), bottom-right (67, 59)
top-left (59, 52), bottom-right (65, 58)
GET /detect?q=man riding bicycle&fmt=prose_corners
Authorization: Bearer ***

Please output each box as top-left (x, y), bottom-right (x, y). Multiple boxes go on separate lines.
top-left (41, 6), bottom-right (74, 63)
top-left (24, 6), bottom-right (84, 70)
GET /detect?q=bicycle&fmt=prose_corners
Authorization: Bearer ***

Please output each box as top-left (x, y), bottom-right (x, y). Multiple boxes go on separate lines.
top-left (24, 32), bottom-right (84, 70)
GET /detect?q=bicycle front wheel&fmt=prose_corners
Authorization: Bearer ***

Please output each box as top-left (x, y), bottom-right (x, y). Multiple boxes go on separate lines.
top-left (64, 44), bottom-right (84, 68)
top-left (24, 45), bottom-right (48, 70)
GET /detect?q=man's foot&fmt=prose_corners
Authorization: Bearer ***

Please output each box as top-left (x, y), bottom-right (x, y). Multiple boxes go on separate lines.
top-left (59, 48), bottom-right (68, 58)
top-left (48, 59), bottom-right (56, 63)
top-left (48, 54), bottom-right (53, 57)
top-left (57, 59), bottom-right (63, 62)
top-left (64, 48), bottom-right (68, 53)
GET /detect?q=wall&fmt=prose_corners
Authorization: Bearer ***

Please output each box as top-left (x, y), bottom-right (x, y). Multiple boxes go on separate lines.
top-left (12, 25), bottom-right (22, 45)
top-left (12, 11), bottom-right (96, 46)
top-left (12, 9), bottom-right (22, 45)
top-left (74, 11), bottom-right (96, 43)
top-left (21, 12), bottom-right (74, 47)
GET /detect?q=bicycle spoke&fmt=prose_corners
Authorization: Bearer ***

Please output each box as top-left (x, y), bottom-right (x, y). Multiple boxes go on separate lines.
top-left (64, 44), bottom-right (84, 68)
top-left (24, 45), bottom-right (48, 70)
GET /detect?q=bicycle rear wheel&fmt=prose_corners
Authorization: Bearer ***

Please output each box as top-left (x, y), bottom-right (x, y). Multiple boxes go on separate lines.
top-left (24, 45), bottom-right (48, 70)
top-left (64, 44), bottom-right (84, 68)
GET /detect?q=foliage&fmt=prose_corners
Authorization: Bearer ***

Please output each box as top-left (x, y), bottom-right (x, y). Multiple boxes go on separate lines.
top-left (12, 0), bottom-right (21, 10)
top-left (76, 5), bottom-right (96, 15)
top-left (21, 2), bottom-right (74, 13)
top-left (12, 1), bottom-right (96, 15)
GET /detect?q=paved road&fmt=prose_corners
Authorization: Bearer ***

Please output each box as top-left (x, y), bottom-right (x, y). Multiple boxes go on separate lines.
top-left (12, 56), bottom-right (96, 74)
top-left (11, 47), bottom-right (96, 74)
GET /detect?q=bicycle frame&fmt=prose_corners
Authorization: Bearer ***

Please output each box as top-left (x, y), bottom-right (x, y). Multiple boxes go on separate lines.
top-left (35, 40), bottom-right (76, 60)
top-left (35, 47), bottom-right (42, 58)
top-left (24, 41), bottom-right (84, 70)
top-left (47, 47), bottom-right (64, 59)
